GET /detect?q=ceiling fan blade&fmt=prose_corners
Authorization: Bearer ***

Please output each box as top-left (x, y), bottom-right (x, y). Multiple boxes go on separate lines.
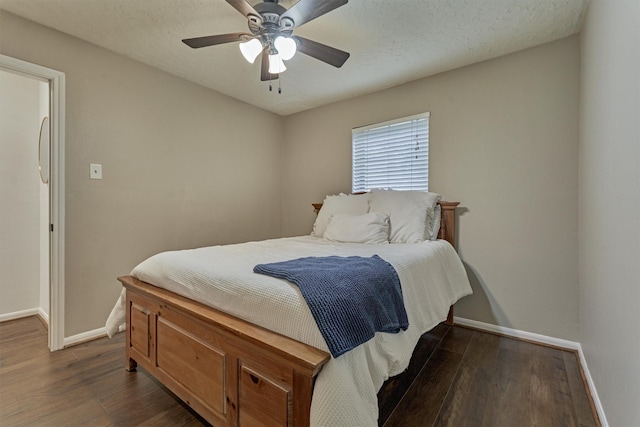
top-left (226, 0), bottom-right (260, 18)
top-left (182, 33), bottom-right (252, 49)
top-left (260, 49), bottom-right (279, 81)
top-left (281, 0), bottom-right (348, 27)
top-left (293, 36), bottom-right (350, 68)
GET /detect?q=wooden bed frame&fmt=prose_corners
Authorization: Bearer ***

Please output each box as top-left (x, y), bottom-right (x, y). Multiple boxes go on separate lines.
top-left (120, 201), bottom-right (459, 427)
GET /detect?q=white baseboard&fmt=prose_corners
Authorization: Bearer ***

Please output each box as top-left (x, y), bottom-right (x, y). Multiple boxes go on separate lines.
top-left (454, 316), bottom-right (580, 350)
top-left (454, 316), bottom-right (608, 427)
top-left (38, 307), bottom-right (50, 326)
top-left (63, 327), bottom-right (107, 348)
top-left (0, 308), bottom-right (41, 323)
top-left (575, 345), bottom-right (609, 427)
top-left (0, 309), bottom-right (107, 347)
top-left (0, 307), bottom-right (50, 326)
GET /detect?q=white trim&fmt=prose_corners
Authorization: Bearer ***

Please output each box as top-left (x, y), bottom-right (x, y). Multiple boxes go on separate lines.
top-left (38, 307), bottom-right (50, 326)
top-left (0, 308), bottom-right (49, 324)
top-left (49, 67), bottom-right (66, 351)
top-left (63, 327), bottom-right (107, 348)
top-left (575, 345), bottom-right (609, 427)
top-left (454, 316), bottom-right (580, 350)
top-left (0, 54), bottom-right (66, 351)
top-left (353, 112), bottom-right (430, 132)
top-left (0, 308), bottom-right (41, 323)
top-left (454, 317), bottom-right (608, 426)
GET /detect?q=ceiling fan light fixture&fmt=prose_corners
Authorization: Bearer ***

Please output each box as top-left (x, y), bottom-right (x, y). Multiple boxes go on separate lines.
top-left (183, 0), bottom-right (350, 82)
top-left (274, 36), bottom-right (297, 61)
top-left (239, 38), bottom-right (263, 63)
top-left (268, 53), bottom-right (287, 74)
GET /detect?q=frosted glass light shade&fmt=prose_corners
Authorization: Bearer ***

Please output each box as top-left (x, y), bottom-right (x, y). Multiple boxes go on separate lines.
top-left (239, 38), bottom-right (263, 63)
top-left (268, 54), bottom-right (287, 74)
top-left (274, 36), bottom-right (297, 61)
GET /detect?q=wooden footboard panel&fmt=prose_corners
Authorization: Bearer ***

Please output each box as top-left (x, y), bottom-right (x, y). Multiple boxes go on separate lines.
top-left (121, 275), bottom-right (330, 427)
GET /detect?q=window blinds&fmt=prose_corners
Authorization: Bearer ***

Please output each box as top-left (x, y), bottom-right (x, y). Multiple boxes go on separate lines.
top-left (352, 112), bottom-right (430, 193)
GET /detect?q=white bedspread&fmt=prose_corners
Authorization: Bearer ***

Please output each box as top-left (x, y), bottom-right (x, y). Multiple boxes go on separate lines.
top-left (106, 236), bottom-right (472, 426)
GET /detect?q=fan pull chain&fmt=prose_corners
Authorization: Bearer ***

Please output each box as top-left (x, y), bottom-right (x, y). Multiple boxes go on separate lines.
top-left (266, 74), bottom-right (282, 94)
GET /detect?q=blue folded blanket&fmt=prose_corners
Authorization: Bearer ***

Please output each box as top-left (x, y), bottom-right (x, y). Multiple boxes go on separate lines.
top-left (253, 255), bottom-right (409, 358)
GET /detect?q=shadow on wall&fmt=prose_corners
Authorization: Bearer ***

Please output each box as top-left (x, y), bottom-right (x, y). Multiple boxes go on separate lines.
top-left (454, 207), bottom-right (510, 328)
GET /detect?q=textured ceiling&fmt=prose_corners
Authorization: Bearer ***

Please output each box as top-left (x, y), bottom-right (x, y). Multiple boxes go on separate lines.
top-left (0, 0), bottom-right (586, 115)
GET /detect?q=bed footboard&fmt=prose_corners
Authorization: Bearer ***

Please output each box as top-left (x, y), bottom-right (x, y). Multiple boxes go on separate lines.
top-left (121, 275), bottom-right (330, 427)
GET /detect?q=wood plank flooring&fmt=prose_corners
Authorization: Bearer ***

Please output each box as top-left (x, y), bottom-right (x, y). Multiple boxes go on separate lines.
top-left (0, 316), bottom-right (598, 426)
top-left (377, 324), bottom-right (599, 427)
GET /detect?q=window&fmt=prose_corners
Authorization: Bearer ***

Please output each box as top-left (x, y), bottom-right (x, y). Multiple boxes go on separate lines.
top-left (352, 112), bottom-right (430, 193)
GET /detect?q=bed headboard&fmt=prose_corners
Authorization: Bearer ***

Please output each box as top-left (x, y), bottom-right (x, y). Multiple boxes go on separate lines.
top-left (312, 200), bottom-right (459, 249)
top-left (436, 202), bottom-right (459, 248)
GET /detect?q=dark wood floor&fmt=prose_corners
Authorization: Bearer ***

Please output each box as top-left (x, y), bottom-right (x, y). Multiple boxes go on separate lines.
top-left (377, 323), bottom-right (599, 427)
top-left (0, 316), bottom-right (598, 427)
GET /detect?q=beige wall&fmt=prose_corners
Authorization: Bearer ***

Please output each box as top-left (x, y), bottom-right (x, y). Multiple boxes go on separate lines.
top-left (283, 36), bottom-right (580, 341)
top-left (4, 7), bottom-right (639, 423)
top-left (5, 11), bottom-right (639, 424)
top-left (580, 0), bottom-right (640, 425)
top-left (1, 11), bottom-right (284, 336)
top-left (0, 70), bottom-right (41, 315)
top-left (1, 11), bottom-right (586, 347)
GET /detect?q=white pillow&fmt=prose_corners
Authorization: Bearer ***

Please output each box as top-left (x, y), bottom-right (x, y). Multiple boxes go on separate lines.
top-left (312, 193), bottom-right (370, 238)
top-left (369, 189), bottom-right (441, 243)
top-left (324, 212), bottom-right (390, 244)
top-left (429, 204), bottom-right (442, 240)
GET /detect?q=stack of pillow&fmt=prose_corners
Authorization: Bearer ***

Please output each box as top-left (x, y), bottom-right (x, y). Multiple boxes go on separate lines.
top-left (312, 189), bottom-right (442, 244)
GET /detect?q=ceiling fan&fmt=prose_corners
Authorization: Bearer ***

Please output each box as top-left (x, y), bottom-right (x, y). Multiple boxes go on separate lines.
top-left (182, 0), bottom-right (350, 83)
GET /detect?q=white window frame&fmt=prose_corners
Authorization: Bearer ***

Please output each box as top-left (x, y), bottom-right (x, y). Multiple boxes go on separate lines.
top-left (352, 112), bottom-right (430, 193)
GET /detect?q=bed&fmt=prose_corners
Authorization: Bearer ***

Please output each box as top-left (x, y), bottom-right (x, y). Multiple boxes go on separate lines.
top-left (106, 191), bottom-right (472, 426)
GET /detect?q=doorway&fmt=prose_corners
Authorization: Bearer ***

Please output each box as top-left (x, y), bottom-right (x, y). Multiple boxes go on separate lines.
top-left (0, 69), bottom-right (49, 324)
top-left (0, 54), bottom-right (65, 350)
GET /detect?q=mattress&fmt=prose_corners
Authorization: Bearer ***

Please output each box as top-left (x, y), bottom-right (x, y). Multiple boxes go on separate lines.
top-left (106, 236), bottom-right (472, 426)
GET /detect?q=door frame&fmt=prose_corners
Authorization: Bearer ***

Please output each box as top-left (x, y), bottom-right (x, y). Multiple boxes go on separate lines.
top-left (0, 54), bottom-right (66, 351)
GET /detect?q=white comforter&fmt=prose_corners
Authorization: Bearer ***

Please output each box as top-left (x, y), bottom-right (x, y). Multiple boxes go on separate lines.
top-left (106, 236), bottom-right (472, 426)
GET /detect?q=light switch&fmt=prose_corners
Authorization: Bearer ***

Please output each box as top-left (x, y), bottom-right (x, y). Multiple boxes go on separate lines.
top-left (90, 163), bottom-right (102, 180)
